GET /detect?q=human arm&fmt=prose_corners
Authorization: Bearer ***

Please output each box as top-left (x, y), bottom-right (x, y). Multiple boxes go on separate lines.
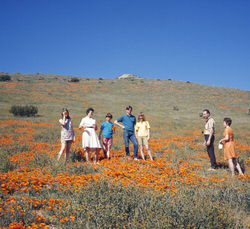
top-left (219, 134), bottom-right (229, 144)
top-left (59, 112), bottom-right (67, 126)
top-left (205, 120), bottom-right (214, 146)
top-left (205, 128), bottom-right (214, 146)
top-left (147, 121), bottom-right (150, 140)
top-left (147, 129), bottom-right (150, 140)
top-left (114, 116), bottom-right (125, 129)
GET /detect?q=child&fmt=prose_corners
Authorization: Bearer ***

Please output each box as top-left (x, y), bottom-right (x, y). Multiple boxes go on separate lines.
top-left (99, 113), bottom-right (115, 159)
top-left (58, 108), bottom-right (75, 164)
top-left (135, 112), bottom-right (153, 160)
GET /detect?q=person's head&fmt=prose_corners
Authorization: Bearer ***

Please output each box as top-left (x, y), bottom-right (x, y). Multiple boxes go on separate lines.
top-left (106, 113), bottom-right (113, 122)
top-left (138, 112), bottom-right (145, 122)
top-left (126, 105), bottom-right (133, 115)
top-left (223, 117), bottom-right (232, 127)
top-left (61, 108), bottom-right (70, 119)
top-left (202, 109), bottom-right (210, 119)
top-left (86, 108), bottom-right (94, 117)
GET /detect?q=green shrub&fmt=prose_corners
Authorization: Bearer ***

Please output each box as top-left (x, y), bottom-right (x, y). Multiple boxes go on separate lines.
top-left (0, 74), bottom-right (11, 81)
top-left (68, 77), bottom-right (80, 82)
top-left (9, 105), bottom-right (38, 117)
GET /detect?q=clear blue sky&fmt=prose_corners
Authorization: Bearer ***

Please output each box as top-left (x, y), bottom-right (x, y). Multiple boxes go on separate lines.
top-left (0, 0), bottom-right (249, 90)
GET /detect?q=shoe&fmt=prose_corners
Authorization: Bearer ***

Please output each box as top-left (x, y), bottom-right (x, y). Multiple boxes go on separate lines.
top-left (208, 168), bottom-right (216, 171)
top-left (134, 158), bottom-right (139, 161)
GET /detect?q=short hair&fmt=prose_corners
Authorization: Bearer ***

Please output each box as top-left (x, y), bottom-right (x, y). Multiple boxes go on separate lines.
top-left (126, 105), bottom-right (133, 110)
top-left (224, 117), bottom-right (232, 126)
top-left (106, 113), bottom-right (113, 119)
top-left (203, 109), bottom-right (210, 114)
top-left (138, 112), bottom-right (146, 121)
top-left (86, 107), bottom-right (94, 115)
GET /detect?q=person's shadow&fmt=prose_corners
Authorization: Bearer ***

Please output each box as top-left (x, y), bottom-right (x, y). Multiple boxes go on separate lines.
top-left (216, 158), bottom-right (245, 174)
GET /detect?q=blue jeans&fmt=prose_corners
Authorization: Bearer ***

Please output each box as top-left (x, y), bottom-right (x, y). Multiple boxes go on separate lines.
top-left (123, 130), bottom-right (138, 158)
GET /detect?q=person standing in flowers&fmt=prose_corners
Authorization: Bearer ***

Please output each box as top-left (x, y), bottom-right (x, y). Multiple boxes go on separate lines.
top-left (58, 108), bottom-right (75, 164)
top-left (219, 118), bottom-right (244, 177)
top-left (114, 106), bottom-right (138, 160)
top-left (135, 112), bottom-right (153, 160)
top-left (99, 113), bottom-right (116, 159)
top-left (79, 108), bottom-right (101, 164)
top-left (202, 109), bottom-right (217, 170)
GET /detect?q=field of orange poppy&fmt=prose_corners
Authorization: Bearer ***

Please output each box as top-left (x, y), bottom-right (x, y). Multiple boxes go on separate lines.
top-left (0, 73), bottom-right (249, 228)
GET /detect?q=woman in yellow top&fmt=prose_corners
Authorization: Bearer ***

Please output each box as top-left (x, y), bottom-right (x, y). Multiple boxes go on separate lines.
top-left (135, 113), bottom-right (153, 160)
top-left (219, 118), bottom-right (244, 177)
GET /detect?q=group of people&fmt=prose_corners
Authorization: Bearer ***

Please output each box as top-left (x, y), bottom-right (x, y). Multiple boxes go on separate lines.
top-left (57, 106), bottom-right (152, 164)
top-left (202, 109), bottom-right (243, 176)
top-left (57, 106), bottom-right (244, 177)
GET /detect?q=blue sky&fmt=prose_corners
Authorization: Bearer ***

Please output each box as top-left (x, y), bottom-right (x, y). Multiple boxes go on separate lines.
top-left (0, 0), bottom-right (249, 90)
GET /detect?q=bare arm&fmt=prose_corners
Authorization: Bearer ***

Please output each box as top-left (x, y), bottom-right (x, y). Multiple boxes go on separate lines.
top-left (59, 116), bottom-right (66, 126)
top-left (114, 120), bottom-right (125, 129)
top-left (219, 134), bottom-right (229, 144)
top-left (148, 129), bottom-right (150, 140)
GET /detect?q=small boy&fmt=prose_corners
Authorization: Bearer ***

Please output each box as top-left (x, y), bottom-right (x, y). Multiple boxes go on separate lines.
top-left (99, 113), bottom-right (115, 159)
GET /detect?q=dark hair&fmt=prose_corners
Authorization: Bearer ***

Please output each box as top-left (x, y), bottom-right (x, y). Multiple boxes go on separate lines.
top-left (86, 108), bottom-right (94, 115)
top-left (138, 112), bottom-right (146, 121)
top-left (224, 117), bottom-right (232, 126)
top-left (126, 105), bottom-right (133, 110)
top-left (106, 113), bottom-right (113, 119)
top-left (61, 108), bottom-right (70, 119)
top-left (203, 109), bottom-right (210, 114)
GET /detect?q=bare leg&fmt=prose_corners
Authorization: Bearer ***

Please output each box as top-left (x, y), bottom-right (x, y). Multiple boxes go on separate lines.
top-left (65, 141), bottom-right (72, 164)
top-left (103, 144), bottom-right (107, 158)
top-left (85, 148), bottom-right (90, 163)
top-left (140, 145), bottom-right (145, 160)
top-left (58, 142), bottom-right (66, 161)
top-left (94, 148), bottom-right (100, 164)
top-left (107, 145), bottom-right (111, 159)
top-left (233, 158), bottom-right (244, 175)
top-left (228, 159), bottom-right (235, 177)
top-left (145, 145), bottom-right (153, 161)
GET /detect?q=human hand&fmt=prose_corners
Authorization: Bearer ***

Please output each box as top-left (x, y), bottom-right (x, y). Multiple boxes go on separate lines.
top-left (206, 140), bottom-right (210, 146)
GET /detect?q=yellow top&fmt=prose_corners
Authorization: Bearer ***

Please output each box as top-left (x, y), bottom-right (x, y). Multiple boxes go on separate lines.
top-left (135, 121), bottom-right (150, 137)
top-left (204, 117), bottom-right (215, 135)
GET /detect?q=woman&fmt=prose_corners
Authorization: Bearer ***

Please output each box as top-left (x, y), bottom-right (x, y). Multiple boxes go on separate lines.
top-left (219, 117), bottom-right (244, 177)
top-left (135, 112), bottom-right (153, 160)
top-left (79, 108), bottom-right (101, 164)
top-left (58, 108), bottom-right (75, 164)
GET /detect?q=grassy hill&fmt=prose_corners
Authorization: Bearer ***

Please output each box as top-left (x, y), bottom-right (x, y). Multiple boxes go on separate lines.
top-left (0, 72), bottom-right (249, 228)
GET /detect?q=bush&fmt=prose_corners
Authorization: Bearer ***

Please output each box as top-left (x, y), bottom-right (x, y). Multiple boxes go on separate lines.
top-left (68, 78), bottom-right (80, 83)
top-left (9, 105), bottom-right (38, 117)
top-left (173, 106), bottom-right (179, 111)
top-left (0, 74), bottom-right (11, 81)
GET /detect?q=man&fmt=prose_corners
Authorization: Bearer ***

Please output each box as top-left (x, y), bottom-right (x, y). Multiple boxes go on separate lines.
top-left (114, 106), bottom-right (138, 160)
top-left (202, 109), bottom-right (217, 170)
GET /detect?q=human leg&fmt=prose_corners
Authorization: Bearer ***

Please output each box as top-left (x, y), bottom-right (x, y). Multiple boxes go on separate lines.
top-left (65, 141), bottom-right (72, 164)
top-left (123, 130), bottom-right (130, 156)
top-left (228, 158), bottom-right (235, 176)
top-left (85, 147), bottom-right (90, 163)
top-left (205, 135), bottom-right (217, 168)
top-left (58, 142), bottom-right (66, 161)
top-left (129, 133), bottom-right (138, 159)
top-left (145, 145), bottom-right (153, 160)
top-left (233, 158), bottom-right (244, 175)
top-left (94, 148), bottom-right (100, 164)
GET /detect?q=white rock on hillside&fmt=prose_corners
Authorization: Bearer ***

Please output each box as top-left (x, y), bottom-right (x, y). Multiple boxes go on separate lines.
top-left (117, 74), bottom-right (142, 79)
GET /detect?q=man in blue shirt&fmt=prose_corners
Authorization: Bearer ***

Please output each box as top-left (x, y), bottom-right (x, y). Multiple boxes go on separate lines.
top-left (114, 106), bottom-right (138, 160)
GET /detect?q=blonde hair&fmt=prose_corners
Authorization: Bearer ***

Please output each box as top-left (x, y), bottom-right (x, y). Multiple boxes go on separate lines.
top-left (138, 112), bottom-right (146, 121)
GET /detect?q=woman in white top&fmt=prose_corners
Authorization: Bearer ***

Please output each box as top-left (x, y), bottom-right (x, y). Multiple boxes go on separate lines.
top-left (79, 108), bottom-right (101, 163)
top-left (58, 108), bottom-right (75, 164)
